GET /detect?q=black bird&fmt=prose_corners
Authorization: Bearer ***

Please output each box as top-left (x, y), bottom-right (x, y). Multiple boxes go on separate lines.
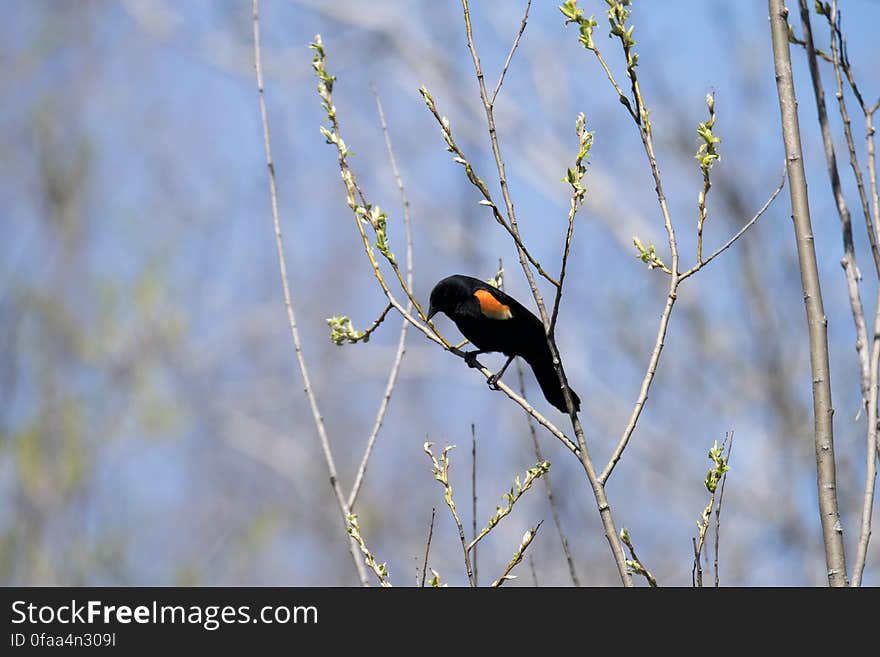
top-left (427, 274), bottom-right (580, 413)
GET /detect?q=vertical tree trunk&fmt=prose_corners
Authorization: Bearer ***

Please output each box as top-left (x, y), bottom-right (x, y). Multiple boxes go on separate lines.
top-left (767, 0), bottom-right (848, 586)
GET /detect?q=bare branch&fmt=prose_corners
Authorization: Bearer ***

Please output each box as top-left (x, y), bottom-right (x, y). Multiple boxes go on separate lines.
top-left (600, 287), bottom-right (677, 485)
top-left (560, 4), bottom-right (783, 489)
top-left (497, 258), bottom-right (580, 586)
top-left (854, 287), bottom-right (880, 586)
top-left (346, 89), bottom-right (415, 510)
top-left (823, 3), bottom-right (880, 279)
top-left (798, 0), bottom-right (870, 408)
top-left (471, 423), bottom-right (478, 587)
top-left (420, 508), bottom-right (436, 588)
top-left (564, 3), bottom-right (683, 493)
top-left (251, 0), bottom-right (368, 586)
top-left (516, 355), bottom-right (581, 586)
top-left (800, 0), bottom-right (876, 585)
top-left (419, 87), bottom-right (560, 288)
top-left (551, 113), bottom-right (592, 336)
top-left (529, 555), bottom-right (539, 587)
top-left (461, 351), bottom-right (579, 453)
top-left (768, 0), bottom-right (848, 586)
top-left (679, 169), bottom-right (787, 282)
top-left (490, 0), bottom-right (531, 107)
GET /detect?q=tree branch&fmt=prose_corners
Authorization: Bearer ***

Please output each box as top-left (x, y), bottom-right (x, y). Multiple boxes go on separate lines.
top-left (798, 0), bottom-right (870, 409)
top-left (420, 508), bottom-right (436, 588)
top-left (853, 286), bottom-right (879, 586)
top-left (678, 171), bottom-right (787, 282)
top-left (490, 0), bottom-right (531, 107)
top-left (461, 0), bottom-right (632, 586)
top-left (424, 442), bottom-right (476, 586)
top-left (251, 0), bottom-right (368, 586)
top-left (346, 89), bottom-right (414, 510)
top-left (516, 358), bottom-right (581, 586)
top-left (768, 0), bottom-right (847, 586)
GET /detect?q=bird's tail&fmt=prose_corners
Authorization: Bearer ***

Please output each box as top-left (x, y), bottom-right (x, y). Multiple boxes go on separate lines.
top-left (525, 351), bottom-right (581, 414)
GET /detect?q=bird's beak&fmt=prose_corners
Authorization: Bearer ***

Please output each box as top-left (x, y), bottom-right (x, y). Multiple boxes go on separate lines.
top-left (427, 305), bottom-right (437, 321)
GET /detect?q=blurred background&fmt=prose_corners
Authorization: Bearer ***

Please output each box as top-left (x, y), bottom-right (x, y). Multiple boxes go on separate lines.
top-left (2, 0), bottom-right (879, 586)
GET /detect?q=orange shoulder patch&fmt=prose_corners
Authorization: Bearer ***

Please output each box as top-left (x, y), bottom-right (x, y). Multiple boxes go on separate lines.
top-left (474, 289), bottom-right (513, 320)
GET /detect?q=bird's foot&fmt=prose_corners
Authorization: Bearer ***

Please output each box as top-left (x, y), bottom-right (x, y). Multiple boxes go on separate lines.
top-left (486, 373), bottom-right (501, 390)
top-left (464, 351), bottom-right (482, 369)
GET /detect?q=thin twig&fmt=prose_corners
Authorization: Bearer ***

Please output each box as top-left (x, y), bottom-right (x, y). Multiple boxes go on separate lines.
top-left (609, 13), bottom-right (687, 491)
top-left (471, 422), bottom-right (478, 587)
top-left (420, 508), bottom-right (436, 588)
top-left (312, 44), bottom-right (437, 341)
top-left (560, 5), bottom-right (782, 490)
top-left (575, 4), bottom-right (683, 492)
top-left (801, 1), bottom-right (876, 586)
top-left (419, 88), bottom-right (560, 288)
top-left (460, 0), bottom-right (552, 329)
top-left (252, 0), bottom-right (368, 586)
top-left (491, 522), bottom-right (543, 587)
top-left (693, 437), bottom-right (730, 588)
top-left (691, 537), bottom-right (701, 587)
top-left (854, 286), bottom-right (880, 586)
top-left (579, 40), bottom-right (638, 123)
top-left (346, 89), bottom-right (415, 509)
top-left (620, 528), bottom-right (658, 587)
top-left (461, 351), bottom-right (579, 454)
top-left (466, 459), bottom-right (550, 552)
top-left (424, 443), bottom-right (476, 586)
top-left (332, 303), bottom-right (393, 345)
top-left (831, 11), bottom-right (880, 282)
top-left (600, 287), bottom-right (677, 485)
top-left (490, 0), bottom-right (531, 107)
top-left (798, 0), bottom-right (870, 408)
top-left (678, 171), bottom-right (786, 281)
top-left (347, 513), bottom-right (392, 586)
top-left (847, 10), bottom-right (880, 572)
top-left (695, 92), bottom-right (718, 265)
top-left (604, 13), bottom-right (682, 280)
top-left (787, 25), bottom-right (833, 62)
top-left (800, 0), bottom-right (870, 405)
top-left (372, 85), bottom-right (415, 289)
top-left (516, 360), bottom-right (581, 586)
top-left (824, 4), bottom-right (880, 280)
top-left (502, 258), bottom-right (580, 586)
top-left (714, 433), bottom-right (733, 588)
top-left (551, 113), bottom-right (591, 336)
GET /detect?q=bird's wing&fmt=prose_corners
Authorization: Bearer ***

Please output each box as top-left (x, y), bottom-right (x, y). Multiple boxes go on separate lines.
top-left (472, 288), bottom-right (514, 320)
top-left (475, 284), bottom-right (545, 329)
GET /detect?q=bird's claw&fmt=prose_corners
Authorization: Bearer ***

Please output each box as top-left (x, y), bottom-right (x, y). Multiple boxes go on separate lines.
top-left (464, 351), bottom-right (481, 369)
top-left (486, 374), bottom-right (500, 390)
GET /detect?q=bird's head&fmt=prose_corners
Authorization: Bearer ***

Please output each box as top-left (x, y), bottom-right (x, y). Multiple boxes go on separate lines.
top-left (427, 275), bottom-right (469, 321)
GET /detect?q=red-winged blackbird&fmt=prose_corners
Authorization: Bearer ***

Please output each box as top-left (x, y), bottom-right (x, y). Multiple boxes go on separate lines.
top-left (427, 274), bottom-right (580, 413)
